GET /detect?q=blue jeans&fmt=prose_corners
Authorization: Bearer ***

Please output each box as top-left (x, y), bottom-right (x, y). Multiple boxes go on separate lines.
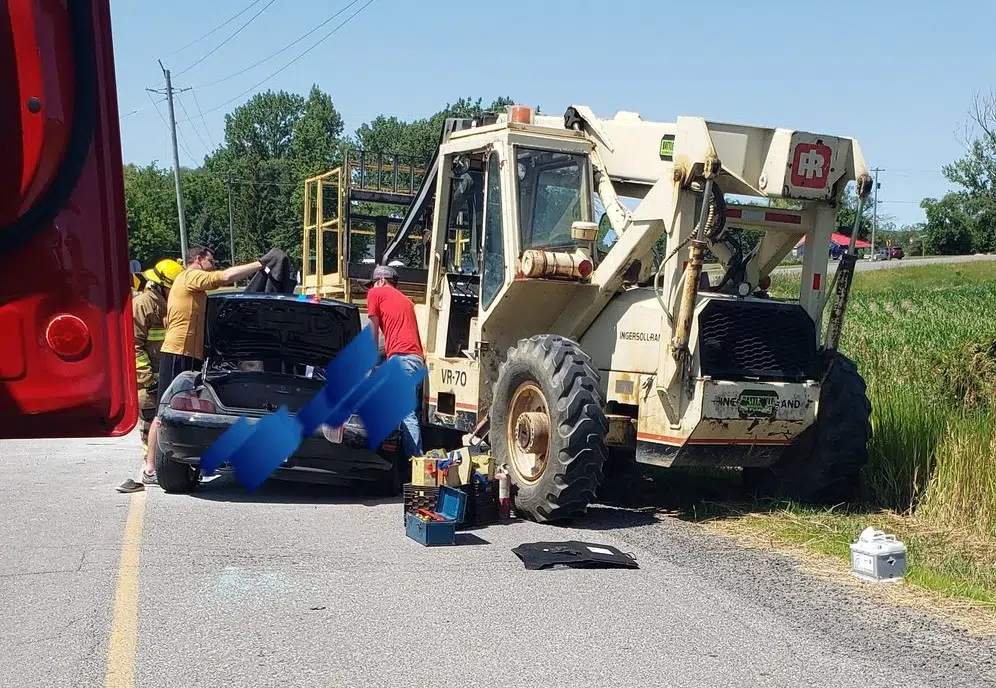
top-left (392, 353), bottom-right (425, 459)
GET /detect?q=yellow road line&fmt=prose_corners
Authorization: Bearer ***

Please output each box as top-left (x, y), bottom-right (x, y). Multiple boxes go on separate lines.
top-left (105, 490), bottom-right (147, 688)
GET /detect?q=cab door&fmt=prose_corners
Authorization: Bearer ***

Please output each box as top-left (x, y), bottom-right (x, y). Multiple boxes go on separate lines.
top-left (0, 0), bottom-right (138, 438)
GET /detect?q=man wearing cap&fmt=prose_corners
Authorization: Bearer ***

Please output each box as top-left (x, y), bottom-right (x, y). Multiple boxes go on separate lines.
top-left (365, 265), bottom-right (425, 460)
top-left (117, 258), bottom-right (183, 493)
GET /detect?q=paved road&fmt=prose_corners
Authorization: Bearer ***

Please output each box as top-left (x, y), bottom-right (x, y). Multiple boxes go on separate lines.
top-left (2, 432), bottom-right (994, 688)
top-left (772, 252), bottom-right (996, 275)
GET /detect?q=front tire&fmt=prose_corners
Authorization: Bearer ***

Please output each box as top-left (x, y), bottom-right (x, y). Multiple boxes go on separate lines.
top-left (744, 352), bottom-right (872, 504)
top-left (155, 445), bottom-right (201, 494)
top-left (490, 334), bottom-right (608, 523)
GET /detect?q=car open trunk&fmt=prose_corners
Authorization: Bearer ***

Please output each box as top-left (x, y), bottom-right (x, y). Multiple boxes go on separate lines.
top-left (200, 293), bottom-right (362, 414)
top-left (203, 369), bottom-right (325, 414)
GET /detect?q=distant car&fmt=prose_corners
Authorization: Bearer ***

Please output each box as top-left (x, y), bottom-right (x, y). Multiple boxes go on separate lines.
top-left (154, 292), bottom-right (406, 495)
top-left (873, 246), bottom-right (904, 261)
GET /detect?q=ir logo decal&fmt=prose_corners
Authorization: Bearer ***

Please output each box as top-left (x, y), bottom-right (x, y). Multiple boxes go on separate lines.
top-left (791, 142), bottom-right (833, 189)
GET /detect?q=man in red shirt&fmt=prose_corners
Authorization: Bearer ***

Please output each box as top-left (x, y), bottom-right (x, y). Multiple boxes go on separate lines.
top-left (365, 265), bottom-right (425, 459)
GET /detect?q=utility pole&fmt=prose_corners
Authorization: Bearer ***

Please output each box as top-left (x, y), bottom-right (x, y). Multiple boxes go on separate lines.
top-left (227, 171), bottom-right (236, 267)
top-left (148, 61), bottom-right (191, 265)
top-left (870, 167), bottom-right (883, 259)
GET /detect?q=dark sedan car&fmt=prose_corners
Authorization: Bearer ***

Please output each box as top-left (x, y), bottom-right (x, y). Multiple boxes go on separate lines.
top-left (153, 292), bottom-right (406, 495)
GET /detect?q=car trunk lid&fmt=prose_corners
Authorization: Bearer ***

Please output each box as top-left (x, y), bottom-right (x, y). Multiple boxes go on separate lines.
top-left (204, 293), bottom-right (361, 369)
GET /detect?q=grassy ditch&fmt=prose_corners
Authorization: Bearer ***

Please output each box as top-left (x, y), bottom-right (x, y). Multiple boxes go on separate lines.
top-left (715, 261), bottom-right (996, 615)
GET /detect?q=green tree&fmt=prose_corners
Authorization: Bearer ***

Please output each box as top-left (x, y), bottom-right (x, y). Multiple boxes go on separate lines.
top-left (921, 193), bottom-right (976, 254)
top-left (192, 212), bottom-right (231, 265)
top-left (124, 162), bottom-right (181, 266)
top-left (921, 92), bottom-right (996, 254)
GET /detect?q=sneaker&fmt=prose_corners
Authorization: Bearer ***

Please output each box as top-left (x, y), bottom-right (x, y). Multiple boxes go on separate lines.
top-left (116, 478), bottom-right (145, 493)
top-left (142, 471), bottom-right (158, 486)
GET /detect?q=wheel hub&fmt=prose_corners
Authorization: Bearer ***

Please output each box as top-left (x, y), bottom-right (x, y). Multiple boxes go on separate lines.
top-left (515, 412), bottom-right (549, 454)
top-left (506, 382), bottom-right (551, 484)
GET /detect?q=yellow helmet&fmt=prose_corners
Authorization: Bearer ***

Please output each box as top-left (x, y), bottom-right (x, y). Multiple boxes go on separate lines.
top-left (146, 259), bottom-right (183, 288)
top-left (131, 273), bottom-right (142, 292)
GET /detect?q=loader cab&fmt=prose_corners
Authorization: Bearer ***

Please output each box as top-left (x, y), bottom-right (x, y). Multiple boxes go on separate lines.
top-left (426, 130), bottom-right (597, 363)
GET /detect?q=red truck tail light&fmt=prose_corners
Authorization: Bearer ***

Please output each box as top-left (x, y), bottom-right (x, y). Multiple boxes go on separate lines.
top-left (45, 314), bottom-right (91, 360)
top-left (169, 390), bottom-right (217, 414)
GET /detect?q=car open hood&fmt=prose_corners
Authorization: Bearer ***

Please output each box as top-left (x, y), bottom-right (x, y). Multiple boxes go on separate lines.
top-left (204, 293), bottom-right (361, 368)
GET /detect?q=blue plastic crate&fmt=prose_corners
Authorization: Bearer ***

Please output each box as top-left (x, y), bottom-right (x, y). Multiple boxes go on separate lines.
top-left (405, 486), bottom-right (467, 546)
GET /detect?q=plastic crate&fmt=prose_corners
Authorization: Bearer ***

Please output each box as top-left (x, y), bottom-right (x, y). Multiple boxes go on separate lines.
top-left (462, 478), bottom-right (499, 528)
top-left (403, 483), bottom-right (440, 526)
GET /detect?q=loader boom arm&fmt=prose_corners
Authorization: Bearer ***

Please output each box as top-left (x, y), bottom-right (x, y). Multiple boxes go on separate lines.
top-left (548, 106), bottom-right (869, 343)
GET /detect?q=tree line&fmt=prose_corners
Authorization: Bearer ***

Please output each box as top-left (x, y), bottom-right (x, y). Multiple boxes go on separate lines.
top-left (125, 87), bottom-right (995, 269)
top-left (917, 92), bottom-right (996, 255)
top-left (124, 87), bottom-right (513, 268)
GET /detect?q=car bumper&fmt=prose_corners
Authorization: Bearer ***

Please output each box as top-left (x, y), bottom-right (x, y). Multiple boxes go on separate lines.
top-left (157, 407), bottom-right (398, 486)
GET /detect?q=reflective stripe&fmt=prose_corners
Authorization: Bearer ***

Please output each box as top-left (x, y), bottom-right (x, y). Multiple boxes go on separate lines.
top-left (136, 352), bottom-right (151, 367)
top-left (147, 329), bottom-right (166, 342)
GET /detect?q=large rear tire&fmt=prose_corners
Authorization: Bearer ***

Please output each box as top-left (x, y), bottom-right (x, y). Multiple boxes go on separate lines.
top-left (744, 353), bottom-right (872, 504)
top-left (490, 334), bottom-right (608, 523)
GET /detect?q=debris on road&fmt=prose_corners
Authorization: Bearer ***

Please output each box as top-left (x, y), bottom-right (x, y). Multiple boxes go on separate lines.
top-left (511, 541), bottom-right (639, 571)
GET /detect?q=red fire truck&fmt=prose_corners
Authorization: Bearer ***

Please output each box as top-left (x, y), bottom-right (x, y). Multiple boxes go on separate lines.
top-left (0, 0), bottom-right (137, 439)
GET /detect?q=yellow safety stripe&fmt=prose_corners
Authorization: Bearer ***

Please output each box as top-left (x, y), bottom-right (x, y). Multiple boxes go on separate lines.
top-left (147, 329), bottom-right (166, 342)
top-left (136, 352), bottom-right (151, 367)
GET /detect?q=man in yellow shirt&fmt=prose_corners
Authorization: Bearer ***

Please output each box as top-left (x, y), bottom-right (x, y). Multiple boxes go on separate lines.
top-left (142, 244), bottom-right (273, 480)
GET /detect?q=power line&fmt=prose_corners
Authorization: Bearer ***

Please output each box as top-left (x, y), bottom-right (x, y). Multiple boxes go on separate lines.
top-left (192, 0), bottom-right (362, 89)
top-left (164, 0), bottom-right (267, 57)
top-left (176, 94), bottom-right (211, 154)
top-left (179, 0), bottom-right (378, 122)
top-left (173, 0), bottom-right (280, 77)
top-left (190, 89), bottom-right (217, 150)
top-left (119, 97), bottom-right (166, 120)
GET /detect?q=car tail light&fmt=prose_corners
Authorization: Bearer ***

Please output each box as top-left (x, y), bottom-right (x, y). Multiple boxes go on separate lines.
top-left (169, 390), bottom-right (216, 413)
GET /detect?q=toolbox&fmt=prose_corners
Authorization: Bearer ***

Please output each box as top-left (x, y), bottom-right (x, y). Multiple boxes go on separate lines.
top-left (410, 447), bottom-right (496, 488)
top-left (410, 449), bottom-right (448, 486)
top-left (405, 485), bottom-right (468, 546)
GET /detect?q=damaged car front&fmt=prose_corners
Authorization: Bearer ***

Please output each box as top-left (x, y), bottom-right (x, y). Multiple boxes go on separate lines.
top-left (154, 293), bottom-right (405, 495)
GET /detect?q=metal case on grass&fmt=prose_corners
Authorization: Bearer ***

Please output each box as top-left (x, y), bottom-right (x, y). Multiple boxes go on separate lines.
top-left (850, 528), bottom-right (907, 582)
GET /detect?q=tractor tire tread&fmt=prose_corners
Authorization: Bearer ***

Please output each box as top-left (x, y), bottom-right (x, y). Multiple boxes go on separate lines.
top-left (492, 334), bottom-right (607, 523)
top-left (746, 352), bottom-right (871, 504)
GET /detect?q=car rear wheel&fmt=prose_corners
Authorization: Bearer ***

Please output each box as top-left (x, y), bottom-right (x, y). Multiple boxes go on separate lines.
top-left (154, 445), bottom-right (200, 493)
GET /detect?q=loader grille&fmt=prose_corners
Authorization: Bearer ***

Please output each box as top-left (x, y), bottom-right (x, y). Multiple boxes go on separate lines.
top-left (697, 299), bottom-right (818, 382)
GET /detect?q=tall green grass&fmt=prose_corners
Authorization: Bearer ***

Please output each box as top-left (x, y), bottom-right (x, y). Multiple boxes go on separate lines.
top-left (770, 262), bottom-right (996, 535)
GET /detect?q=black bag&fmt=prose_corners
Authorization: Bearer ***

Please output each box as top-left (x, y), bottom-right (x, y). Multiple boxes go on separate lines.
top-left (245, 249), bottom-right (298, 295)
top-left (511, 541), bottom-right (639, 570)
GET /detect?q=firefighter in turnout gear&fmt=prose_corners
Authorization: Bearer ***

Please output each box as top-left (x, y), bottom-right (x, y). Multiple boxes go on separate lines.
top-left (117, 258), bottom-right (183, 493)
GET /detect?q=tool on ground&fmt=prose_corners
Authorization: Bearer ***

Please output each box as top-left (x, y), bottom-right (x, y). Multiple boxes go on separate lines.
top-left (405, 485), bottom-right (468, 546)
top-left (404, 448), bottom-right (500, 528)
top-left (299, 105), bottom-right (874, 522)
top-left (511, 541), bottom-right (639, 571)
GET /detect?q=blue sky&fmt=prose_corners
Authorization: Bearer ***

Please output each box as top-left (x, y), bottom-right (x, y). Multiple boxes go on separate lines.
top-left (110, 0), bottom-right (995, 228)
